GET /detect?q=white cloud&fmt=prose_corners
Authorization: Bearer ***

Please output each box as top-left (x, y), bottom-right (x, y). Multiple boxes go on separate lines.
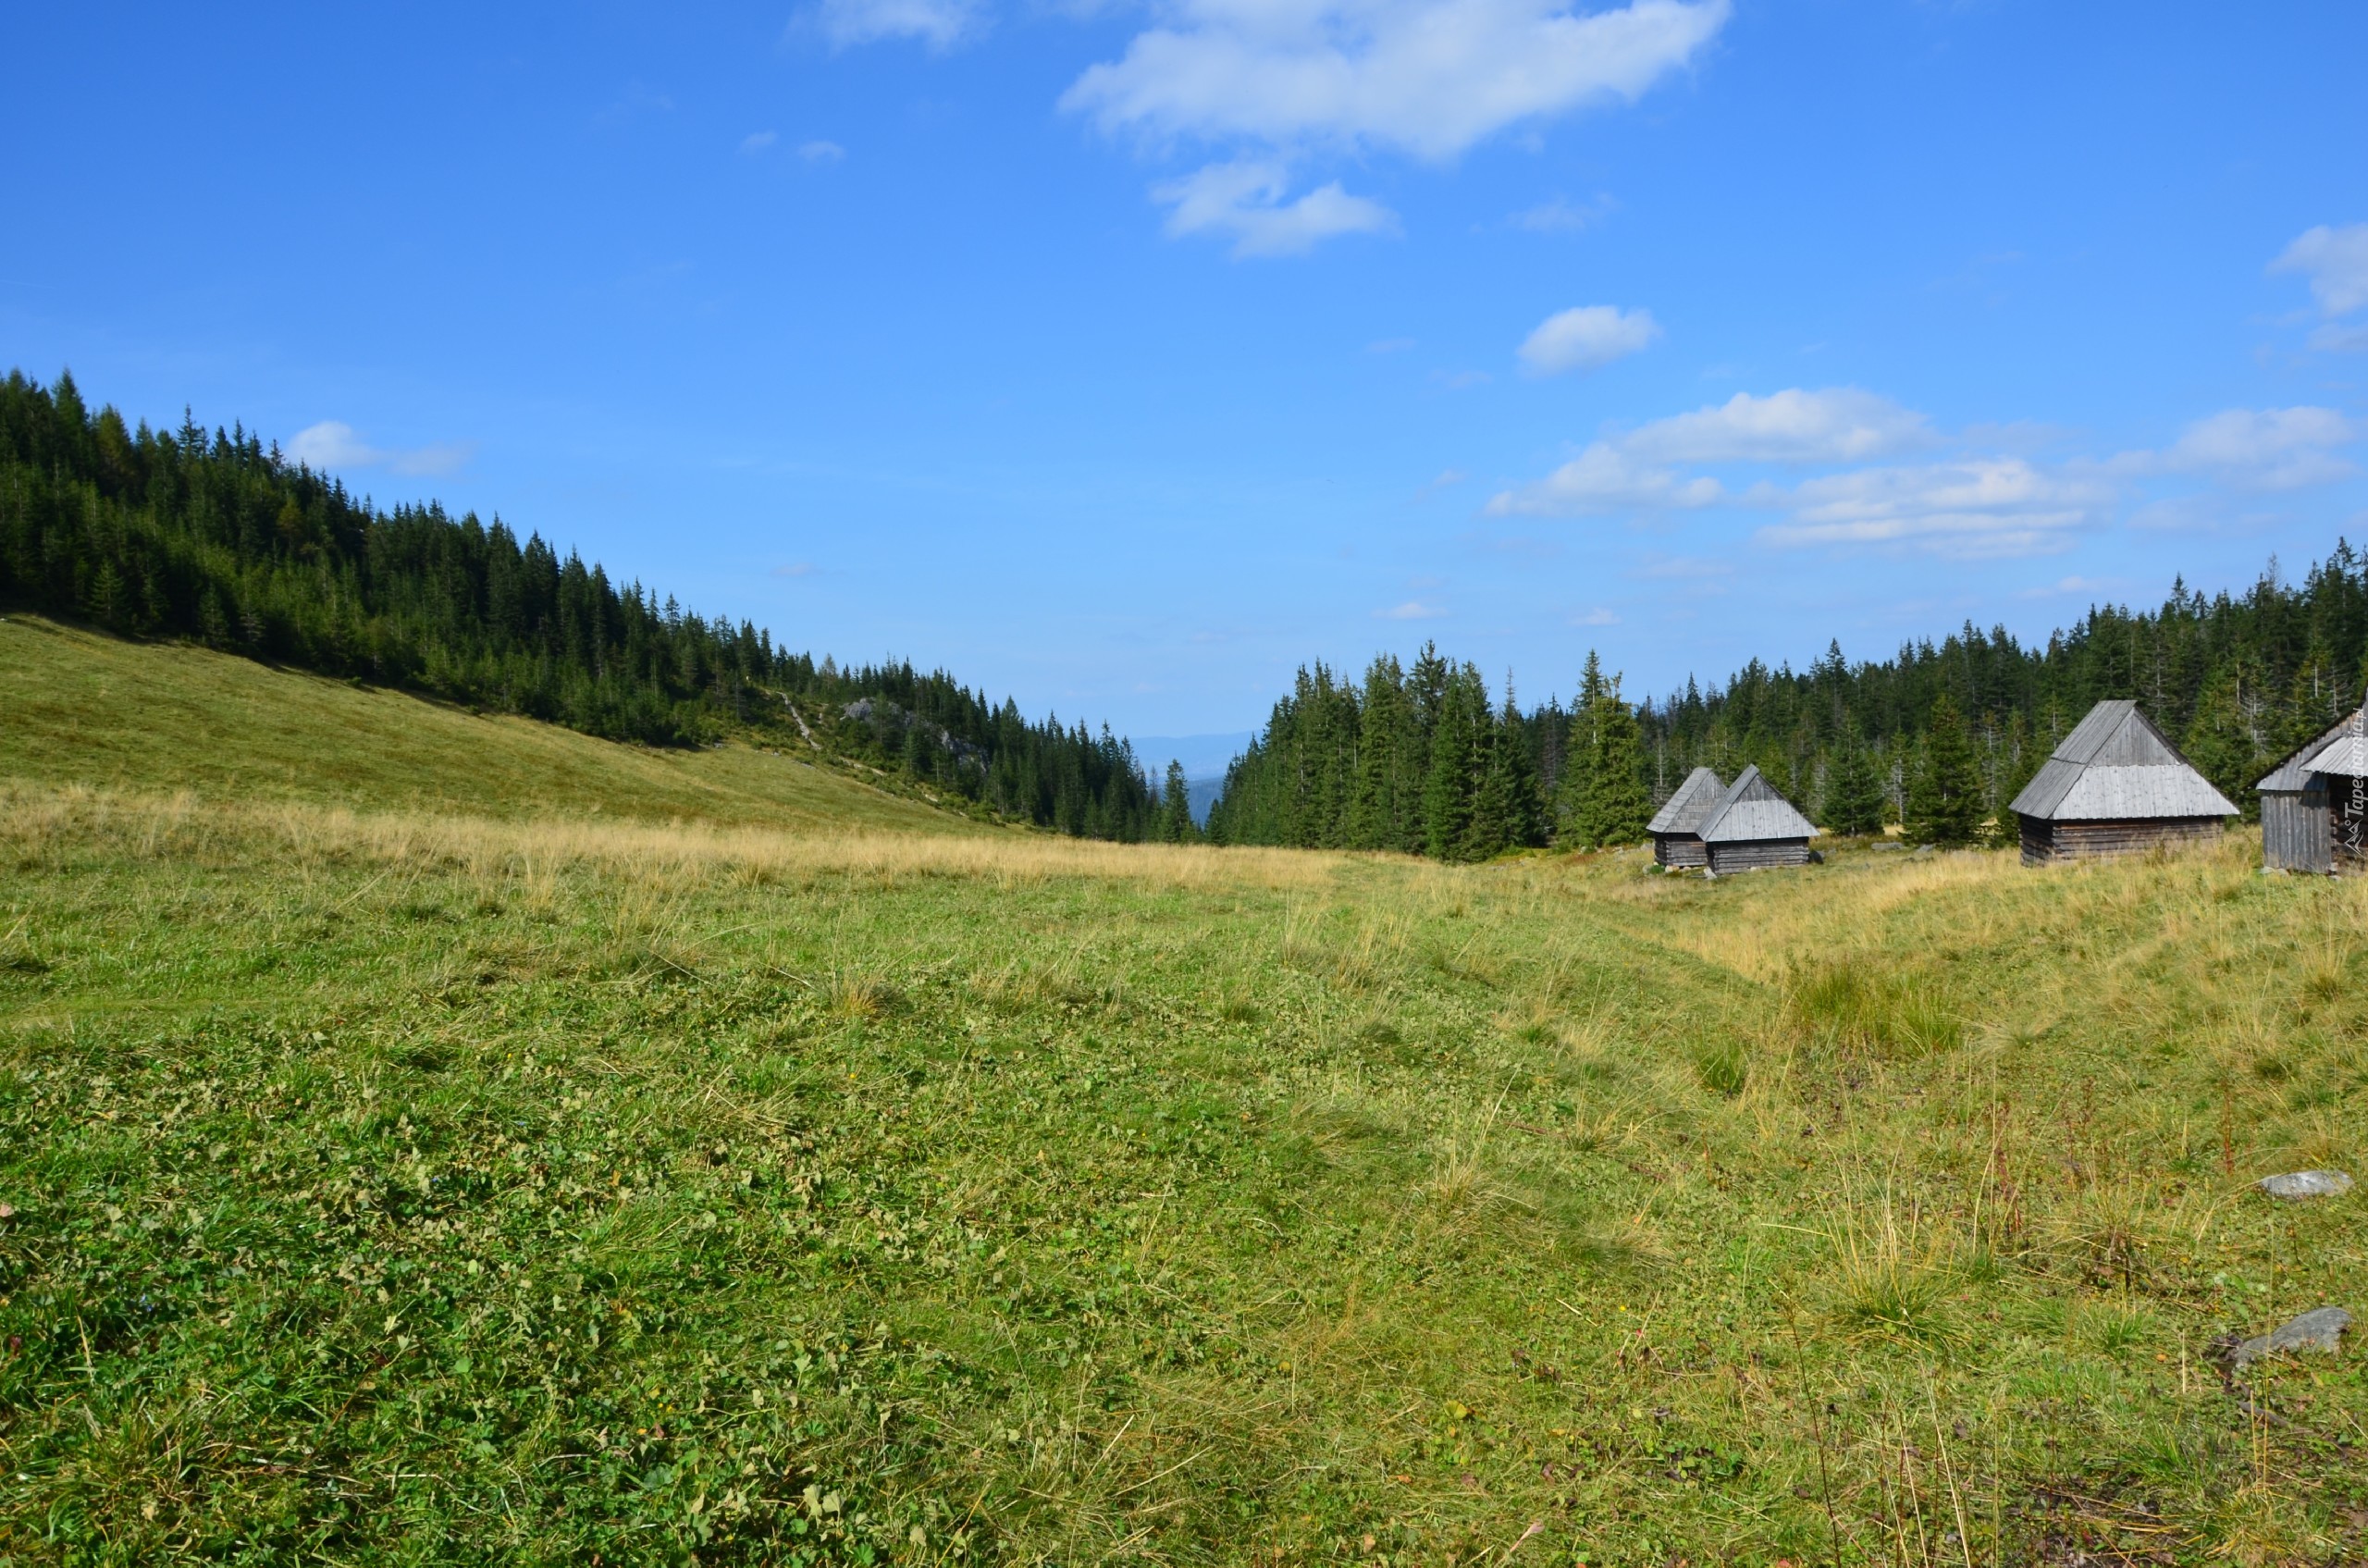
top-left (1486, 441), bottom-right (1720, 516)
top-left (1571, 606), bottom-right (1621, 625)
top-left (1622, 388), bottom-right (1931, 463)
top-left (1758, 458), bottom-right (2108, 559)
top-left (1633, 553), bottom-right (1731, 581)
top-left (740, 130), bottom-right (780, 154)
top-left (1064, 0), bottom-right (1728, 162)
top-left (2272, 222), bottom-right (2368, 318)
top-left (287, 421), bottom-right (471, 478)
top-left (812, 0), bottom-right (982, 49)
top-left (1517, 304), bottom-right (1659, 375)
top-left (2020, 574), bottom-right (2121, 599)
top-left (1375, 599), bottom-right (1446, 619)
top-left (1485, 387), bottom-right (1929, 517)
top-left (1156, 160), bottom-right (1398, 255)
top-left (1511, 192), bottom-right (1615, 233)
top-left (799, 139), bottom-right (847, 162)
top-left (2164, 406), bottom-right (2358, 489)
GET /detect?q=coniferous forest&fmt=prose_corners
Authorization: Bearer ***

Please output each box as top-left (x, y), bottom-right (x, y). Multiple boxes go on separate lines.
top-left (13, 368), bottom-right (2367, 858)
top-left (0, 371), bottom-right (1157, 839)
top-left (1208, 552), bottom-right (2368, 856)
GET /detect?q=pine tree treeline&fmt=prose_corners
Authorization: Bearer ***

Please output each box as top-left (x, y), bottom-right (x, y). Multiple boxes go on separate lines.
top-left (1641, 555), bottom-right (2368, 836)
top-left (1209, 647), bottom-right (1619, 861)
top-left (0, 370), bottom-right (1155, 839)
top-left (1215, 544), bottom-right (2368, 857)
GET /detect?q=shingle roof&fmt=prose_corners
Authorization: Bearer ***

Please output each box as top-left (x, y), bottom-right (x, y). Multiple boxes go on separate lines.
top-left (1697, 764), bottom-right (1819, 844)
top-left (1646, 767), bottom-right (1726, 836)
top-left (2009, 699), bottom-right (2238, 822)
top-left (2259, 710), bottom-right (2362, 792)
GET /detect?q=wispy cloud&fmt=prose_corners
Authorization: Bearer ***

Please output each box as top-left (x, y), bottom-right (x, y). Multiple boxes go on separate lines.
top-left (287, 421), bottom-right (472, 478)
top-left (1757, 458), bottom-right (2108, 560)
top-left (1511, 192), bottom-right (1616, 233)
top-left (1634, 553), bottom-right (1733, 582)
top-left (1064, 0), bottom-right (1729, 161)
top-left (1375, 599), bottom-right (1446, 620)
top-left (1154, 160), bottom-right (1397, 257)
top-left (799, 139), bottom-right (846, 163)
top-left (772, 562), bottom-right (820, 579)
top-left (2159, 406), bottom-right (2359, 489)
top-left (740, 130), bottom-right (780, 154)
top-left (1621, 388), bottom-right (1932, 464)
top-left (810, 0), bottom-right (983, 50)
top-left (2273, 222), bottom-right (2368, 317)
top-left (597, 81), bottom-right (674, 124)
top-left (1571, 606), bottom-right (1622, 625)
top-left (2021, 574), bottom-right (2121, 599)
top-left (1487, 442), bottom-right (1720, 516)
top-left (1517, 304), bottom-right (1659, 376)
top-left (1063, 0), bottom-right (1727, 250)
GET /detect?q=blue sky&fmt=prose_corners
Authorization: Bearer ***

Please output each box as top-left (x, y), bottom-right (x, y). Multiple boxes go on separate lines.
top-left (7, 3), bottom-right (2366, 740)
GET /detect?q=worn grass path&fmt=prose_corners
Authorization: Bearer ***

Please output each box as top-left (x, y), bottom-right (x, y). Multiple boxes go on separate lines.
top-left (0, 783), bottom-right (2363, 1564)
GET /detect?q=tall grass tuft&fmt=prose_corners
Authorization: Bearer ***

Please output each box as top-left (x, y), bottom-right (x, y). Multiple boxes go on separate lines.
top-left (1787, 960), bottom-right (1962, 1056)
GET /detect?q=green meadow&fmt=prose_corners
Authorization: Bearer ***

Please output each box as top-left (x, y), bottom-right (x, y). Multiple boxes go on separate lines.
top-left (2, 622), bottom-right (2364, 1565)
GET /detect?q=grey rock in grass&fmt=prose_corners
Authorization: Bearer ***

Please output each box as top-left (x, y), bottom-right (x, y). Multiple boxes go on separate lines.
top-left (2231, 1306), bottom-right (2350, 1367)
top-left (2257, 1169), bottom-right (2353, 1200)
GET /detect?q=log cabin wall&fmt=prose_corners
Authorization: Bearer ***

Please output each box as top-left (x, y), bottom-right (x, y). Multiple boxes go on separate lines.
top-left (2041, 818), bottom-right (2225, 861)
top-left (1706, 839), bottom-right (1812, 873)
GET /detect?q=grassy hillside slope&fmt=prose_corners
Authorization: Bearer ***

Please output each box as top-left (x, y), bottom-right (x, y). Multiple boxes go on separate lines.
top-left (0, 776), bottom-right (2362, 1564)
top-left (0, 616), bottom-right (975, 834)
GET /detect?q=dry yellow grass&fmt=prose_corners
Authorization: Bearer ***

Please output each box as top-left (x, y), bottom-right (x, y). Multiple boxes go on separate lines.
top-left (0, 781), bottom-right (1348, 891)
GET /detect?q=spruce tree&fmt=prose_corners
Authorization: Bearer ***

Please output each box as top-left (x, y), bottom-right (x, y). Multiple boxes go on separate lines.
top-left (1464, 686), bottom-right (1545, 858)
top-left (2183, 663), bottom-right (2263, 820)
top-left (1554, 652), bottom-right (1610, 846)
top-left (1158, 759), bottom-right (1196, 843)
top-left (1424, 665), bottom-right (1487, 860)
top-left (1824, 736), bottom-right (1885, 836)
top-left (1347, 656), bottom-right (1408, 850)
top-left (1581, 674), bottom-right (1651, 846)
top-left (1984, 710), bottom-right (2041, 847)
top-left (1905, 695), bottom-right (1983, 846)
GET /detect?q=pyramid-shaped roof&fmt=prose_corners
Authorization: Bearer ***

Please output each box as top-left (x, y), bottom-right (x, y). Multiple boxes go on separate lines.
top-left (1646, 767), bottom-right (1726, 836)
top-left (1697, 764), bottom-right (1819, 843)
top-left (2009, 699), bottom-right (2238, 821)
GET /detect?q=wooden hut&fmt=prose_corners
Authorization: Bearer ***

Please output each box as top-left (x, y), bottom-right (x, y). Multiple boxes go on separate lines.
top-left (2258, 708), bottom-right (2368, 872)
top-left (2008, 699), bottom-right (2238, 866)
top-left (1646, 766), bottom-right (1724, 867)
top-left (1697, 765), bottom-right (1819, 873)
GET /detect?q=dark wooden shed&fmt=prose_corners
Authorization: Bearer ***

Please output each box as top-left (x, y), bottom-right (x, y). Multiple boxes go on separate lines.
top-left (2258, 709), bottom-right (2368, 872)
top-left (1697, 765), bottom-right (1819, 873)
top-left (2008, 699), bottom-right (2238, 866)
top-left (1646, 767), bottom-right (1724, 867)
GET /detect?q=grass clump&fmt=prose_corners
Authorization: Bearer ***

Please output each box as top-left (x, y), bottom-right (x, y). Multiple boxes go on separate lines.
top-left (1787, 959), bottom-right (1963, 1056)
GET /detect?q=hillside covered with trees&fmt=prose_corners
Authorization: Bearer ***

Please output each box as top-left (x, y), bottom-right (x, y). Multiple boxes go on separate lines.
top-left (1209, 548), bottom-right (2368, 857)
top-left (0, 370), bottom-right (1163, 840)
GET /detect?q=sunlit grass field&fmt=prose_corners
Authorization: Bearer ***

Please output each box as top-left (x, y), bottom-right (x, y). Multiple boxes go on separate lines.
top-left (3, 634), bottom-right (2366, 1565)
top-left (0, 615), bottom-right (970, 835)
